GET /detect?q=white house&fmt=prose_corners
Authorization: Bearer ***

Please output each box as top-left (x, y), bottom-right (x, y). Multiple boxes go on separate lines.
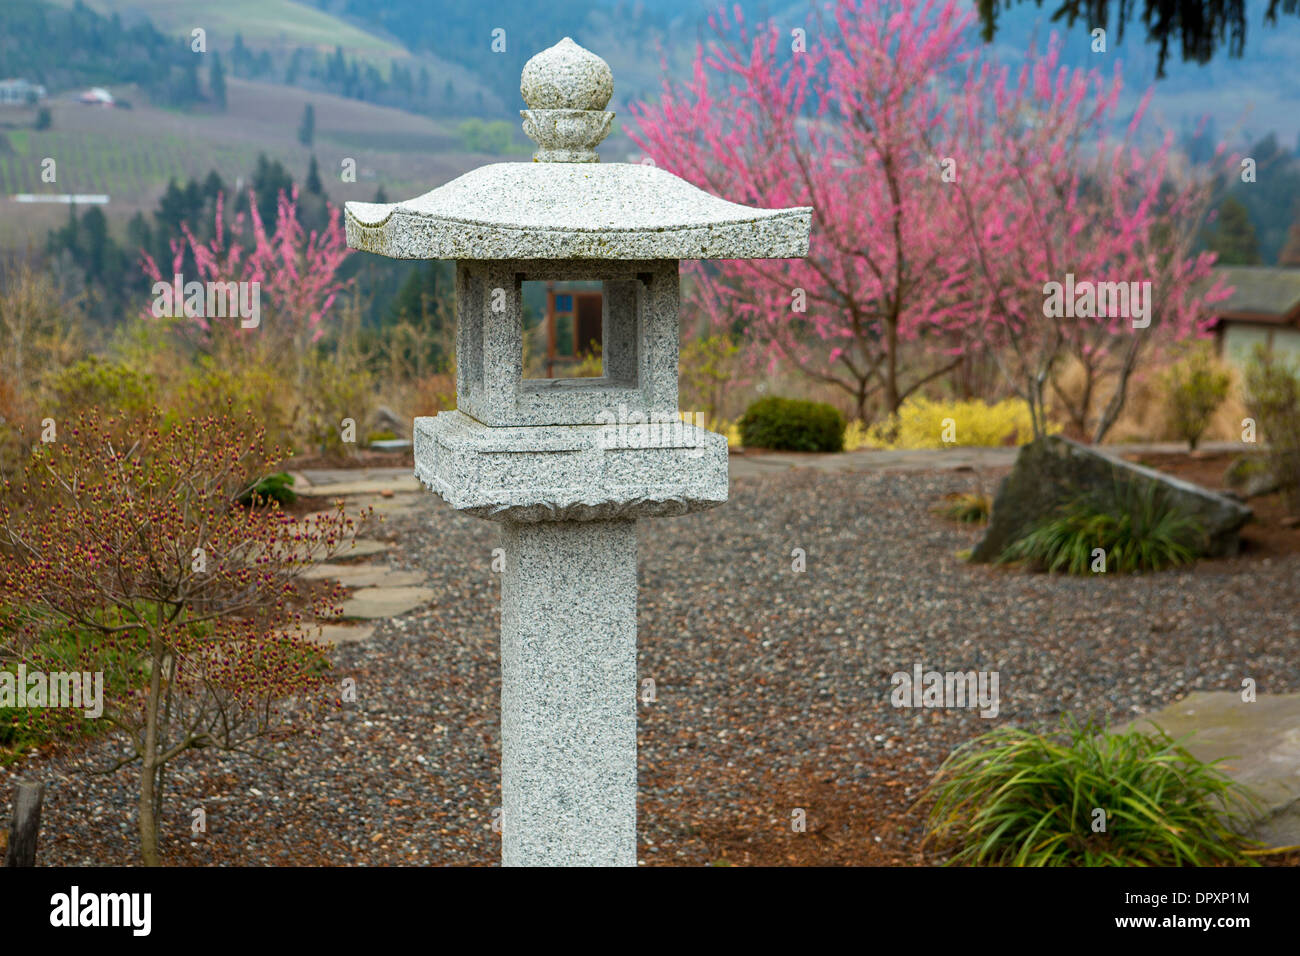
top-left (0, 78), bottom-right (47, 106)
top-left (1209, 266), bottom-right (1300, 367)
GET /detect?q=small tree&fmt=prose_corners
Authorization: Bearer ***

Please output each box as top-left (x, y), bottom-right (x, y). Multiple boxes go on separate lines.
top-left (0, 409), bottom-right (369, 865)
top-left (140, 188), bottom-right (352, 380)
top-left (1243, 345), bottom-right (1300, 514)
top-left (1162, 343), bottom-right (1231, 450)
top-left (679, 332), bottom-right (742, 427)
top-left (629, 0), bottom-right (980, 421)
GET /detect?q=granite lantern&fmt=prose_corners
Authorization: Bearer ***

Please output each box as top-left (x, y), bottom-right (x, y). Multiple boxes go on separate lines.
top-left (344, 37), bottom-right (810, 866)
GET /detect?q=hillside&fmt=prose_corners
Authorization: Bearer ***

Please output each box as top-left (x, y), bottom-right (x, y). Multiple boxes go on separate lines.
top-left (0, 77), bottom-right (507, 246)
top-left (47, 0), bottom-right (412, 61)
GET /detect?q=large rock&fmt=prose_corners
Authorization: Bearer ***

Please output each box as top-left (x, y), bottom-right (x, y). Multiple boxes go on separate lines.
top-left (1126, 692), bottom-right (1300, 849)
top-left (970, 436), bottom-right (1252, 563)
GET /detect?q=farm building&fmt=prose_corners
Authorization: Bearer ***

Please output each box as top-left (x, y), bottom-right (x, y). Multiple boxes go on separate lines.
top-left (0, 78), bottom-right (47, 106)
top-left (1208, 266), bottom-right (1300, 367)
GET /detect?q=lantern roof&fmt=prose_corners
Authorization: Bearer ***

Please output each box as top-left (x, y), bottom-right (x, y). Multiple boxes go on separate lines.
top-left (343, 37), bottom-right (811, 262)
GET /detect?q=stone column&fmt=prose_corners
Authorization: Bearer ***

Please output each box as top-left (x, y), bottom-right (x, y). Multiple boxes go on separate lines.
top-left (499, 518), bottom-right (638, 866)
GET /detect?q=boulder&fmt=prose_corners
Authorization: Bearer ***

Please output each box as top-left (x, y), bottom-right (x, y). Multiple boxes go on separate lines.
top-left (970, 436), bottom-right (1252, 563)
top-left (1223, 455), bottom-right (1282, 499)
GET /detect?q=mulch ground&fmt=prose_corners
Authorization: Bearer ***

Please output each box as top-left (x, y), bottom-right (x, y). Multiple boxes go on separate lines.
top-left (4, 461), bottom-right (1299, 866)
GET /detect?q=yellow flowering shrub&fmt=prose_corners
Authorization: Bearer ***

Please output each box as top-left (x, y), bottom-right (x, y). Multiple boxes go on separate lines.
top-left (862, 396), bottom-right (1054, 449)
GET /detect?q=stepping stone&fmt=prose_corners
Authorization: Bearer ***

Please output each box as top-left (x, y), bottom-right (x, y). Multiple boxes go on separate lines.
top-left (302, 562), bottom-right (426, 588)
top-left (339, 586), bottom-right (437, 620)
top-left (309, 624), bottom-right (377, 647)
top-left (297, 475), bottom-right (421, 498)
top-left (330, 539), bottom-right (391, 560)
top-left (1127, 692), bottom-right (1300, 849)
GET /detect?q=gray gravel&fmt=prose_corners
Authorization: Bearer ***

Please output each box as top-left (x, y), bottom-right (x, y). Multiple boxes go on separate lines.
top-left (5, 467), bottom-right (1298, 865)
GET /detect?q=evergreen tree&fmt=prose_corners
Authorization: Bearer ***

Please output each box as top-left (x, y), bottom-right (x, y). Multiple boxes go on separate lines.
top-left (126, 211), bottom-right (151, 260)
top-left (81, 206), bottom-right (109, 281)
top-left (298, 103), bottom-right (315, 147)
top-left (248, 154), bottom-right (294, 226)
top-left (202, 170), bottom-right (225, 200)
top-left (1205, 197), bottom-right (1262, 265)
top-left (306, 155), bottom-right (323, 195)
top-left (1280, 209), bottom-right (1300, 268)
top-left (209, 51), bottom-right (226, 109)
top-left (286, 47), bottom-right (303, 85)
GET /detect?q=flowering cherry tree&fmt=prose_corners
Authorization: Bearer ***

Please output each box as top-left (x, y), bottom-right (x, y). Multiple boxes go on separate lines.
top-left (949, 38), bottom-right (1230, 440)
top-left (141, 187), bottom-right (351, 378)
top-left (631, 0), bottom-right (1229, 435)
top-left (631, 0), bottom-right (981, 421)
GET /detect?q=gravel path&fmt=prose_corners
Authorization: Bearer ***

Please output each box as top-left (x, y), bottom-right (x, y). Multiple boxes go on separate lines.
top-left (6, 467), bottom-right (1299, 865)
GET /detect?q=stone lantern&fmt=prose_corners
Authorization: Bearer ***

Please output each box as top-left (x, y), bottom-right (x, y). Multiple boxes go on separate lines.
top-left (345, 37), bottom-right (810, 866)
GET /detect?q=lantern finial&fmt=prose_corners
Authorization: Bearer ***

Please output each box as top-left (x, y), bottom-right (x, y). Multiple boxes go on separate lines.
top-left (520, 37), bottom-right (614, 163)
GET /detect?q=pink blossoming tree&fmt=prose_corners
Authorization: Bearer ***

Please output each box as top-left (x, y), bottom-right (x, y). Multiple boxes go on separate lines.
top-left (141, 187), bottom-right (352, 382)
top-left (630, 0), bottom-right (1229, 436)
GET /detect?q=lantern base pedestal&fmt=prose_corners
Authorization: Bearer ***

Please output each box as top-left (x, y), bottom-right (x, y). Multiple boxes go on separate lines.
top-left (499, 517), bottom-right (638, 866)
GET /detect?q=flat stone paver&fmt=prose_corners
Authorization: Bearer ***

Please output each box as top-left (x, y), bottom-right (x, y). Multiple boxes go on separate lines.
top-left (339, 586), bottom-right (437, 620)
top-left (299, 494), bottom-right (423, 525)
top-left (302, 562), bottom-right (426, 588)
top-left (297, 474), bottom-right (421, 497)
top-left (728, 446), bottom-right (1016, 478)
top-left (309, 624), bottom-right (377, 647)
top-left (330, 539), bottom-right (391, 560)
top-left (1128, 692), bottom-right (1300, 848)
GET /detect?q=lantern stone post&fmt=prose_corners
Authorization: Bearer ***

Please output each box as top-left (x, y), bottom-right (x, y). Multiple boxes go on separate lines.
top-left (344, 37), bottom-right (810, 866)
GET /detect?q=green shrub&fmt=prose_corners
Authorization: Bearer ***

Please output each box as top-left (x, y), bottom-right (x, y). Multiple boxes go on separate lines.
top-left (1162, 344), bottom-right (1231, 450)
top-left (237, 471), bottom-right (296, 507)
top-left (300, 348), bottom-right (374, 456)
top-left (48, 356), bottom-right (155, 422)
top-left (998, 478), bottom-right (1206, 574)
top-left (924, 718), bottom-right (1262, 866)
top-left (738, 396), bottom-right (845, 452)
top-left (1243, 345), bottom-right (1300, 514)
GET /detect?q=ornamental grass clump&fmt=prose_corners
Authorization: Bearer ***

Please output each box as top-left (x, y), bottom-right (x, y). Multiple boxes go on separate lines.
top-left (923, 719), bottom-right (1263, 866)
top-left (998, 477), bottom-right (1206, 573)
top-left (0, 408), bottom-right (370, 865)
top-left (932, 491), bottom-right (991, 524)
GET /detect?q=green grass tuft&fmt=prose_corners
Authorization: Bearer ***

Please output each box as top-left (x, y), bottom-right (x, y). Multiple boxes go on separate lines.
top-left (998, 477), bottom-right (1206, 574)
top-left (923, 718), bottom-right (1263, 866)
